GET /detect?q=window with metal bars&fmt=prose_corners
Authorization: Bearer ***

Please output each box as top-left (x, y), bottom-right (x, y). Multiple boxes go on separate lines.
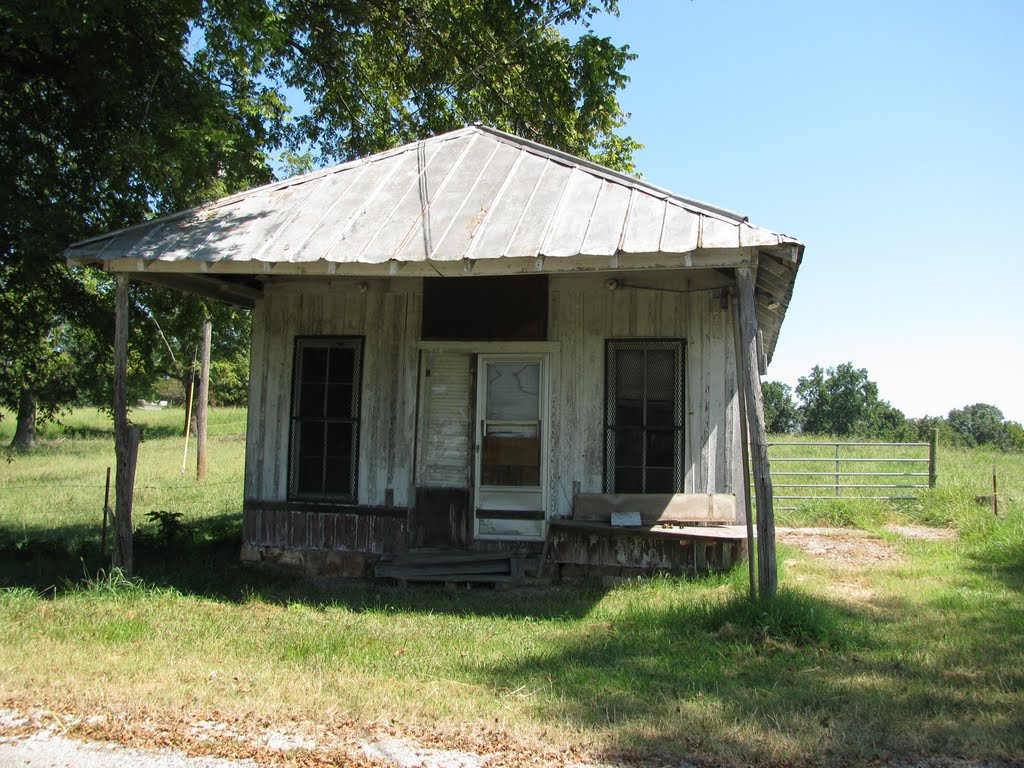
top-left (288, 337), bottom-right (363, 502)
top-left (604, 339), bottom-right (685, 493)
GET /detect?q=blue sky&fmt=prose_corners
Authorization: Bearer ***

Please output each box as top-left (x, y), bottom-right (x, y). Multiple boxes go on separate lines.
top-left (576, 0), bottom-right (1023, 422)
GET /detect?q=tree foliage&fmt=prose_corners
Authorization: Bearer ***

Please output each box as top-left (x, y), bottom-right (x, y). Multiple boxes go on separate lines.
top-left (196, 0), bottom-right (639, 170)
top-left (761, 381), bottom-right (799, 434)
top-left (947, 404), bottom-right (1006, 448)
top-left (794, 363), bottom-right (903, 437)
top-left (0, 0), bottom-right (639, 446)
top-left (0, 0), bottom-right (275, 446)
top-left (767, 363), bottom-right (1021, 452)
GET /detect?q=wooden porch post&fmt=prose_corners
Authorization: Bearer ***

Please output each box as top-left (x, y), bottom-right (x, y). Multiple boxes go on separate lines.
top-left (732, 301), bottom-right (757, 599)
top-left (113, 274), bottom-right (139, 576)
top-left (735, 264), bottom-right (777, 597)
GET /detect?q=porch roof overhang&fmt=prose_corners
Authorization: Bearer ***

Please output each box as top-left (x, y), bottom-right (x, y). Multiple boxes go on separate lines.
top-left (65, 124), bottom-right (803, 361)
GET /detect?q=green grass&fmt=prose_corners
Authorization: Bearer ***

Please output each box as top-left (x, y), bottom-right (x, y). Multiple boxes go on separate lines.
top-left (0, 413), bottom-right (1021, 765)
top-left (769, 433), bottom-right (1021, 533)
top-left (0, 407), bottom-right (246, 555)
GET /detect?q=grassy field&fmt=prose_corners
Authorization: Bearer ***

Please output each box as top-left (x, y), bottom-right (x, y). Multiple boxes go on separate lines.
top-left (0, 407), bottom-right (246, 555)
top-left (1, 408), bottom-right (1021, 766)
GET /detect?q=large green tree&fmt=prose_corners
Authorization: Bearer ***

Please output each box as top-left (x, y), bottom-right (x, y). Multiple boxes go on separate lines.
top-left (1, 0), bottom-right (638, 447)
top-left (0, 0), bottom-right (276, 447)
top-left (196, 0), bottom-right (639, 169)
top-left (795, 362), bottom-right (906, 437)
top-left (947, 403), bottom-right (1009, 448)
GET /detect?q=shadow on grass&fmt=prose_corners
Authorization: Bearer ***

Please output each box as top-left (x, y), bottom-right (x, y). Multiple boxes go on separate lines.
top-left (3, 518), bottom-right (1023, 764)
top-left (964, 527), bottom-right (1024, 595)
top-left (0, 512), bottom-right (607, 620)
top-left (56, 423), bottom-right (185, 441)
top-left (468, 585), bottom-right (1024, 765)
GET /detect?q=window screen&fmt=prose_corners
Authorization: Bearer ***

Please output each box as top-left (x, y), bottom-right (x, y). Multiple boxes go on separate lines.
top-left (289, 337), bottom-right (363, 502)
top-left (604, 339), bottom-right (685, 493)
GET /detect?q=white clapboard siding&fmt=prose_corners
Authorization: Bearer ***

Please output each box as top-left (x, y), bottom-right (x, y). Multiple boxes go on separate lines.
top-left (416, 352), bottom-right (473, 487)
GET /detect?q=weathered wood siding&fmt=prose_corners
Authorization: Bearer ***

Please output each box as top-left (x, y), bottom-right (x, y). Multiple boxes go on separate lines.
top-left (244, 270), bottom-right (745, 535)
top-left (415, 352), bottom-right (473, 488)
top-left (547, 273), bottom-right (745, 522)
top-left (244, 277), bottom-right (422, 507)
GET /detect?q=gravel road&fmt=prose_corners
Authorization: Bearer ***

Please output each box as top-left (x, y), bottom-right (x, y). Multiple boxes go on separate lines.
top-left (0, 730), bottom-right (255, 768)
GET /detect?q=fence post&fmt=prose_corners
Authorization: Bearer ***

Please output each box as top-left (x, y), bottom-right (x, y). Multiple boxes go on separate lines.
top-left (113, 274), bottom-right (137, 577)
top-left (928, 428), bottom-right (938, 488)
top-left (196, 317), bottom-right (211, 481)
top-left (101, 466), bottom-right (111, 559)
top-left (835, 443), bottom-right (841, 497)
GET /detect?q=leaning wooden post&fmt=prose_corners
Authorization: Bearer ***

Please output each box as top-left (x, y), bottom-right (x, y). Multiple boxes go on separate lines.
top-left (735, 265), bottom-right (777, 597)
top-left (113, 274), bottom-right (139, 576)
top-left (196, 317), bottom-right (212, 481)
top-left (731, 297), bottom-right (757, 600)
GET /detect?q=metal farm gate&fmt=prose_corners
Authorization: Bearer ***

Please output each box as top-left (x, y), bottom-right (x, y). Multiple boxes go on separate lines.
top-left (767, 431), bottom-right (938, 510)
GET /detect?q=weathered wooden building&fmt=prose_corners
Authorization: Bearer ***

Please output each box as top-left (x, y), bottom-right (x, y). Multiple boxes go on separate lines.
top-left (66, 125), bottom-right (802, 583)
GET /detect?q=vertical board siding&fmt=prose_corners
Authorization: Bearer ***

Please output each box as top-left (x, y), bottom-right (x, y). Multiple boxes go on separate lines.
top-left (244, 297), bottom-right (268, 500)
top-left (684, 290), bottom-right (703, 494)
top-left (249, 278), bottom-right (422, 507)
top-left (246, 270), bottom-right (741, 530)
top-left (396, 290), bottom-right (422, 501)
top-left (549, 272), bottom-right (740, 520)
top-left (242, 505), bottom-right (405, 556)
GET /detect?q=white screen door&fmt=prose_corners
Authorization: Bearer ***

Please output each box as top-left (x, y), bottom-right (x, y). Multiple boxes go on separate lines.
top-left (475, 355), bottom-right (548, 540)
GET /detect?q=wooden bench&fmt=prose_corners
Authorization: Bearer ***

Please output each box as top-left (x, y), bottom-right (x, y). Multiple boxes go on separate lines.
top-left (570, 493), bottom-right (737, 527)
top-left (544, 493), bottom-right (745, 576)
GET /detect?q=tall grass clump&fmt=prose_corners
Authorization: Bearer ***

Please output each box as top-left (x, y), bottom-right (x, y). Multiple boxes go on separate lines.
top-left (703, 589), bottom-right (857, 649)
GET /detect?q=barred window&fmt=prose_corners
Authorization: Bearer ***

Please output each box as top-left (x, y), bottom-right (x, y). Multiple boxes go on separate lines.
top-left (289, 337), bottom-right (363, 502)
top-left (604, 339), bottom-right (685, 494)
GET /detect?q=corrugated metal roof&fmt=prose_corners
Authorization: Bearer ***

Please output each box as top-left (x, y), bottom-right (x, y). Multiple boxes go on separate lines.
top-left (66, 124), bottom-right (800, 267)
top-left (65, 124), bottom-right (803, 361)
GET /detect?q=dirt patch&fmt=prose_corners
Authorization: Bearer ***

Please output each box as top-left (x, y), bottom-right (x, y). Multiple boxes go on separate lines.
top-left (776, 527), bottom-right (900, 566)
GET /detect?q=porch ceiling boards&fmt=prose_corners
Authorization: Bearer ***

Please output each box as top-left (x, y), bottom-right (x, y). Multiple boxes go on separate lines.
top-left (65, 124), bottom-right (803, 360)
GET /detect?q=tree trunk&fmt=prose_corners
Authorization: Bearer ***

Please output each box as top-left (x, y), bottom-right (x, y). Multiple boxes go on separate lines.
top-left (10, 386), bottom-right (37, 450)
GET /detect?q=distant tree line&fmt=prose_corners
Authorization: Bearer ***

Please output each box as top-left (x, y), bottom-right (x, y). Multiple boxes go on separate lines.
top-left (762, 363), bottom-right (1024, 452)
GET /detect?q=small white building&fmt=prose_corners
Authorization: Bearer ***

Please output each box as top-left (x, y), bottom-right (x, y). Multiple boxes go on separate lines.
top-left (67, 125), bottom-right (802, 581)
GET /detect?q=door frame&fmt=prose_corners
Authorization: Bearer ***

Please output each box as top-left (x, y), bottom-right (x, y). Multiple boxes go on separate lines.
top-left (473, 352), bottom-right (551, 541)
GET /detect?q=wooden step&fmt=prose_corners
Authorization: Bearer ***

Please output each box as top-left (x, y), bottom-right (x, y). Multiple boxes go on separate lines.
top-left (375, 552), bottom-right (540, 584)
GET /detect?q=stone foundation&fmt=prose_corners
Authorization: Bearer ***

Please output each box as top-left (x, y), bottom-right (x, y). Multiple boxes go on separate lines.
top-left (241, 544), bottom-right (378, 579)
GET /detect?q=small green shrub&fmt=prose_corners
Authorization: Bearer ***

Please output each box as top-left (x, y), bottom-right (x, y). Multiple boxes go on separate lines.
top-left (136, 510), bottom-right (192, 549)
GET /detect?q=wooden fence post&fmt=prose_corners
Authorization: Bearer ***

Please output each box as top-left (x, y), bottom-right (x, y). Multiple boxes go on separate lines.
top-left (113, 274), bottom-right (138, 576)
top-left (735, 265), bottom-right (777, 597)
top-left (196, 317), bottom-right (212, 481)
top-left (928, 428), bottom-right (938, 488)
